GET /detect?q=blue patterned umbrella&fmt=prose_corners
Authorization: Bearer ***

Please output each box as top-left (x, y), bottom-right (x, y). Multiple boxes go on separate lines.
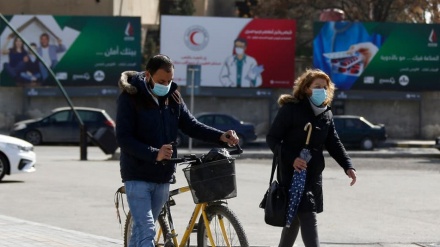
top-left (286, 122), bottom-right (312, 227)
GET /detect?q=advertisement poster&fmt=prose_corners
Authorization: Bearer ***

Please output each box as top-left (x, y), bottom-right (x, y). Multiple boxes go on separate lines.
top-left (313, 22), bottom-right (439, 91)
top-left (160, 15), bottom-right (296, 88)
top-left (0, 15), bottom-right (141, 87)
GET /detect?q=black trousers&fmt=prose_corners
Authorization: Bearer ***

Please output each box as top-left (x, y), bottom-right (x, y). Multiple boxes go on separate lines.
top-left (278, 211), bottom-right (320, 247)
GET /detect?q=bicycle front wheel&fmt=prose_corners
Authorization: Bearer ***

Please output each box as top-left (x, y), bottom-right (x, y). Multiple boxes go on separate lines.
top-left (197, 204), bottom-right (249, 247)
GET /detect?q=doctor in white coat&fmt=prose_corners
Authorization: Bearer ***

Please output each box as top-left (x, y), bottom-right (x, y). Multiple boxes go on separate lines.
top-left (219, 37), bottom-right (263, 88)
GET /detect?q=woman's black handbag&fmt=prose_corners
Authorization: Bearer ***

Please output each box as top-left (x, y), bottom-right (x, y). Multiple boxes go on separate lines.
top-left (259, 146), bottom-right (287, 227)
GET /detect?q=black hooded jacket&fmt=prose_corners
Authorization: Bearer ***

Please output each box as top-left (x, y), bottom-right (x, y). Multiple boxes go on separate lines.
top-left (266, 99), bottom-right (354, 213)
top-left (116, 71), bottom-right (223, 183)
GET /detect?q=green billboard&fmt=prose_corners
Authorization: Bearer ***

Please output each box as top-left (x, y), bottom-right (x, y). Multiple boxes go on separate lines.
top-left (0, 15), bottom-right (141, 87)
top-left (313, 22), bottom-right (439, 91)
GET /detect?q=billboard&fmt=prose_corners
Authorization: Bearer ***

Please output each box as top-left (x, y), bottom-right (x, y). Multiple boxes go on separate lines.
top-left (160, 15), bottom-right (296, 88)
top-left (0, 15), bottom-right (141, 87)
top-left (313, 22), bottom-right (439, 91)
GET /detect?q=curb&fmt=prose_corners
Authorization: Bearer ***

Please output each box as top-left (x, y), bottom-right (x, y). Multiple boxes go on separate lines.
top-left (108, 140), bottom-right (438, 161)
top-left (394, 143), bottom-right (435, 148)
top-left (110, 147), bottom-right (440, 161)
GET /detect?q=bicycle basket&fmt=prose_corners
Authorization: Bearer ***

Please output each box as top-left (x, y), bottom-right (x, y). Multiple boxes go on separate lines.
top-left (183, 158), bottom-right (237, 204)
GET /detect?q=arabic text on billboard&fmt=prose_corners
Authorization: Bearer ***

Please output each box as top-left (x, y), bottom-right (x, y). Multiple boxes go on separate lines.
top-left (0, 15), bottom-right (141, 87)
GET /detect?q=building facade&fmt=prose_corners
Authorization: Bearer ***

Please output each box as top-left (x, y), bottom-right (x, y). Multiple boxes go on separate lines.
top-left (0, 0), bottom-right (439, 139)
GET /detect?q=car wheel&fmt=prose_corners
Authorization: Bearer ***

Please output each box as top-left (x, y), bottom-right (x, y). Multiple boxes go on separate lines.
top-left (25, 130), bottom-right (42, 145)
top-left (0, 153), bottom-right (8, 181)
top-left (360, 137), bottom-right (374, 150)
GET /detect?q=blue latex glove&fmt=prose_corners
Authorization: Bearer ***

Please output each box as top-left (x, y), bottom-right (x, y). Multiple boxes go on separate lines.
top-left (251, 65), bottom-right (264, 75)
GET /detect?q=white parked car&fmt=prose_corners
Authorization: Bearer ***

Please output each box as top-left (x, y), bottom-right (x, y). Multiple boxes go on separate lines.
top-left (0, 134), bottom-right (36, 181)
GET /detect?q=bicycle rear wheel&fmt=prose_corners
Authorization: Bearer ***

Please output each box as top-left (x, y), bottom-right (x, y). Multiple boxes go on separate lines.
top-left (124, 211), bottom-right (169, 247)
top-left (197, 204), bottom-right (249, 247)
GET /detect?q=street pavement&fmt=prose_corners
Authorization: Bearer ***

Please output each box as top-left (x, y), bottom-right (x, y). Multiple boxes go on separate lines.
top-left (1, 139), bottom-right (439, 247)
top-left (0, 214), bottom-right (122, 246)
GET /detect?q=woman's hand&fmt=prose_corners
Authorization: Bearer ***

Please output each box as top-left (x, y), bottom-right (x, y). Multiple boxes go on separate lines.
top-left (293, 157), bottom-right (307, 172)
top-left (348, 42), bottom-right (379, 67)
top-left (346, 168), bottom-right (357, 186)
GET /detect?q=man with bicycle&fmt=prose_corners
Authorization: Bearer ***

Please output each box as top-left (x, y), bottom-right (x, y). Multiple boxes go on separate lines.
top-left (116, 54), bottom-right (239, 247)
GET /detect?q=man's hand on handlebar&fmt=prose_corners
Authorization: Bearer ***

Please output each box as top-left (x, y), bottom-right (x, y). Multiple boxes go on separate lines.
top-left (220, 130), bottom-right (239, 146)
top-left (156, 144), bottom-right (173, 162)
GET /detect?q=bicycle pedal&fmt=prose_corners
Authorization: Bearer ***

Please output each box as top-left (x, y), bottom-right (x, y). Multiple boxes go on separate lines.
top-left (166, 232), bottom-right (178, 238)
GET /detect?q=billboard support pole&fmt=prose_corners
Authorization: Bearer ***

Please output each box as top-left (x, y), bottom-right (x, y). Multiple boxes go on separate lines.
top-left (187, 66), bottom-right (199, 152)
top-left (0, 13), bottom-right (88, 160)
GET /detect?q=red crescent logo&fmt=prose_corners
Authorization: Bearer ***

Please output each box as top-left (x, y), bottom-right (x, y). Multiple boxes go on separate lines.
top-left (184, 25), bottom-right (209, 51)
top-left (190, 31), bottom-right (199, 45)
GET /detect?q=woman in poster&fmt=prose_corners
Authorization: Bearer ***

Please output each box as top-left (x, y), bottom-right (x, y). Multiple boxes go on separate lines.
top-left (1, 34), bottom-right (28, 82)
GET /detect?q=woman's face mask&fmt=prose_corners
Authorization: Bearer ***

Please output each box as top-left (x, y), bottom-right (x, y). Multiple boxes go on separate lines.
top-left (309, 88), bottom-right (327, 106)
top-left (150, 77), bottom-right (171, 96)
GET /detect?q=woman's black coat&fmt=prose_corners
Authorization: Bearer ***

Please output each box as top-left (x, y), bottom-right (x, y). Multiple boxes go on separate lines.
top-left (266, 99), bottom-right (354, 213)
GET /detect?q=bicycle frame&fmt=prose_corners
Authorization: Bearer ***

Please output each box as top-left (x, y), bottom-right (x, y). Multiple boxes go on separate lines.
top-left (117, 145), bottom-right (245, 247)
top-left (157, 185), bottom-right (232, 247)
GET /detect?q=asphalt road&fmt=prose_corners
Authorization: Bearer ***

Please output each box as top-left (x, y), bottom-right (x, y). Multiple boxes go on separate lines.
top-left (0, 146), bottom-right (439, 246)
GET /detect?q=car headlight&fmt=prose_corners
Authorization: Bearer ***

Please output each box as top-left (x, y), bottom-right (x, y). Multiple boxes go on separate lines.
top-left (6, 143), bottom-right (34, 152)
top-left (13, 123), bottom-right (27, 131)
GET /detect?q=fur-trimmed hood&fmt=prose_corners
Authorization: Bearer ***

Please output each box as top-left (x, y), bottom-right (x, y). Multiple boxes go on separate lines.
top-left (118, 71), bottom-right (139, 94)
top-left (118, 70), bottom-right (182, 104)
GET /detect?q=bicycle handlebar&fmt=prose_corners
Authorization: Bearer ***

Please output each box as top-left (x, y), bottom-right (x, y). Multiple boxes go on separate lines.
top-left (224, 133), bottom-right (243, 155)
top-left (161, 144), bottom-right (243, 165)
top-left (228, 144), bottom-right (243, 155)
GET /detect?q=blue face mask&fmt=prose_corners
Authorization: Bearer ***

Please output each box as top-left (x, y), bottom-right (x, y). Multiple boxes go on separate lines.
top-left (310, 88), bottom-right (327, 106)
top-left (150, 78), bottom-right (171, 96)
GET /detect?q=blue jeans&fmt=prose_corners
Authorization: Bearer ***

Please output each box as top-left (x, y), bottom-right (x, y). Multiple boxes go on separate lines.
top-left (125, 180), bottom-right (170, 247)
top-left (4, 62), bottom-right (26, 78)
top-left (20, 72), bottom-right (42, 82)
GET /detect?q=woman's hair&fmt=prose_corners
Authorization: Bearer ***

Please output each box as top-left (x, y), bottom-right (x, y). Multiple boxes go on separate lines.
top-left (278, 68), bottom-right (335, 106)
top-left (12, 37), bottom-right (24, 52)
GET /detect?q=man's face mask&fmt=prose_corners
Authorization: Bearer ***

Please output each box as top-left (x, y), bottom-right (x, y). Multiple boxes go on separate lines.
top-left (235, 47), bottom-right (244, 55)
top-left (150, 77), bottom-right (171, 96)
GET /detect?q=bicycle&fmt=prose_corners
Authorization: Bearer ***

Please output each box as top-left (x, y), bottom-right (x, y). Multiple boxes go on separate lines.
top-left (115, 145), bottom-right (249, 247)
